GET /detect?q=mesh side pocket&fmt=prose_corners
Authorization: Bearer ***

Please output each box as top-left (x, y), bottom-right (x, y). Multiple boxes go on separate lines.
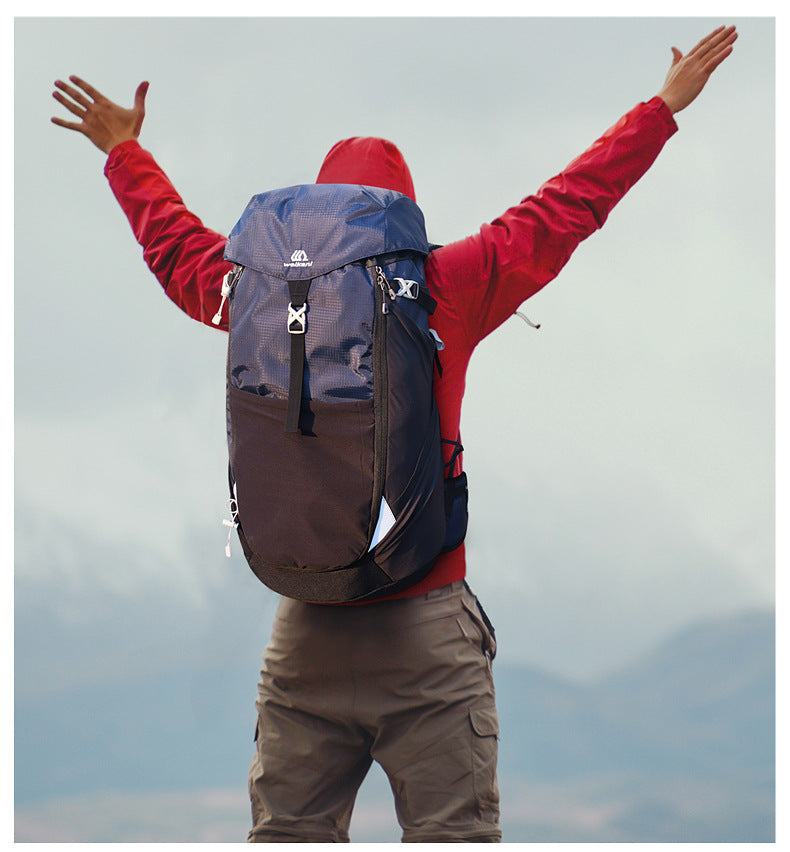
top-left (442, 472), bottom-right (468, 553)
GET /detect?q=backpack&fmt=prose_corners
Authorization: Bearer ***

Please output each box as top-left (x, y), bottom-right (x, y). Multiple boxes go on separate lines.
top-left (218, 183), bottom-right (460, 603)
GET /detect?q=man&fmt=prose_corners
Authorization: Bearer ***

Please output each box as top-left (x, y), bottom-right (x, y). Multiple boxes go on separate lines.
top-left (51, 24), bottom-right (736, 842)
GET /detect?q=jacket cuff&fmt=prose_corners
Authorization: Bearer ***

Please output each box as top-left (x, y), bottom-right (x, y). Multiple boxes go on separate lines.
top-left (648, 95), bottom-right (679, 136)
top-left (104, 139), bottom-right (143, 177)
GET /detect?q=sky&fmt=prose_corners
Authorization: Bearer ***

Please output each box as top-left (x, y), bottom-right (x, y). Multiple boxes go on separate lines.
top-left (13, 12), bottom-right (775, 714)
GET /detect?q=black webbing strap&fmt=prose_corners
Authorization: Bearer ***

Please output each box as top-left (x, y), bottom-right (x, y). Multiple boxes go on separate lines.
top-left (441, 436), bottom-right (464, 475)
top-left (416, 287), bottom-right (437, 315)
top-left (285, 279), bottom-right (312, 434)
top-left (387, 272), bottom-right (437, 315)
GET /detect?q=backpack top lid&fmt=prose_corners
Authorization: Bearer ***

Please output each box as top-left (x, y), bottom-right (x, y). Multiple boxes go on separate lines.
top-left (224, 183), bottom-right (430, 280)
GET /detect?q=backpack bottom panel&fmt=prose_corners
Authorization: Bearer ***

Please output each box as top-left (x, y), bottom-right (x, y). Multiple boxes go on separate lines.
top-left (229, 386), bottom-right (376, 571)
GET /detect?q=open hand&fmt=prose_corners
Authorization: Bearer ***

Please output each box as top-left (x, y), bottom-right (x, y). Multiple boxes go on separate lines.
top-left (657, 25), bottom-right (737, 114)
top-left (51, 76), bottom-right (149, 154)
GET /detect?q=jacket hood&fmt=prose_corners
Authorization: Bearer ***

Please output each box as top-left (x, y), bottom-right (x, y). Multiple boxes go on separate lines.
top-left (315, 137), bottom-right (416, 202)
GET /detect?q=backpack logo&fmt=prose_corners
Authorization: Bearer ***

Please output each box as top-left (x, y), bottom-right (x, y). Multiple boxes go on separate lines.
top-left (284, 249), bottom-right (313, 269)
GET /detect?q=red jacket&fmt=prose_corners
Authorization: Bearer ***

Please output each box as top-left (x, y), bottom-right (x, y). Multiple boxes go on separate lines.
top-left (104, 97), bottom-right (677, 599)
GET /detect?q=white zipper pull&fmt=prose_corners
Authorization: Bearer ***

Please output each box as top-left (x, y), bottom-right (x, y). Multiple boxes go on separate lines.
top-left (212, 268), bottom-right (238, 326)
top-left (222, 497), bottom-right (239, 557)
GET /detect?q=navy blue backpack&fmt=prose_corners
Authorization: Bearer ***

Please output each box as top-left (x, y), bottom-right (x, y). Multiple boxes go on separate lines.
top-left (219, 183), bottom-right (464, 603)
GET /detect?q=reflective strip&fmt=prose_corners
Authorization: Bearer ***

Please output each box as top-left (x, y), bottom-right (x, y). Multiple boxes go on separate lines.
top-left (368, 496), bottom-right (396, 551)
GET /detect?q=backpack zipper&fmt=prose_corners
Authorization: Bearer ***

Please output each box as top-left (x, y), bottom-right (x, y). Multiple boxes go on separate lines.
top-left (369, 261), bottom-right (390, 547)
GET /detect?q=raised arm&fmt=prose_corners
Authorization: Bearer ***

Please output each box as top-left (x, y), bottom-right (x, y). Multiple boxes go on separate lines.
top-left (428, 25), bottom-right (737, 349)
top-left (51, 77), bottom-right (231, 328)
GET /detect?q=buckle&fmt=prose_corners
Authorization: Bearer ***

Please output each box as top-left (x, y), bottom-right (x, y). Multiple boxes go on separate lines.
top-left (392, 277), bottom-right (419, 299)
top-left (287, 303), bottom-right (306, 334)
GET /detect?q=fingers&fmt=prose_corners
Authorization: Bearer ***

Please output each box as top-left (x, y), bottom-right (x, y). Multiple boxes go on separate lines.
top-left (68, 75), bottom-right (105, 104)
top-left (693, 27), bottom-right (736, 79)
top-left (705, 27), bottom-right (738, 70)
top-left (49, 115), bottom-right (86, 134)
top-left (52, 90), bottom-right (82, 118)
top-left (53, 77), bottom-right (92, 110)
top-left (703, 42), bottom-right (735, 75)
top-left (689, 25), bottom-right (728, 55)
top-left (690, 25), bottom-right (737, 62)
top-left (51, 76), bottom-right (99, 127)
top-left (51, 75), bottom-right (109, 133)
top-left (675, 25), bottom-right (736, 85)
top-left (133, 81), bottom-right (149, 113)
top-left (51, 81), bottom-right (88, 130)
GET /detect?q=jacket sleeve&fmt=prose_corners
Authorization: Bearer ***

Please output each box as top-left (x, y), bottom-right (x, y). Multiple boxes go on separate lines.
top-left (426, 96), bottom-right (678, 349)
top-left (103, 140), bottom-right (232, 330)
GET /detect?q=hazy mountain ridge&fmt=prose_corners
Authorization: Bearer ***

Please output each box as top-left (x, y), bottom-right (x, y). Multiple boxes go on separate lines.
top-left (496, 608), bottom-right (774, 780)
top-left (15, 606), bottom-right (774, 841)
top-left (491, 609), bottom-right (774, 841)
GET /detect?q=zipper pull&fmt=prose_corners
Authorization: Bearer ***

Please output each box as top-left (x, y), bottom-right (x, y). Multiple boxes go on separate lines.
top-left (212, 266), bottom-right (240, 326)
top-left (222, 497), bottom-right (239, 557)
top-left (375, 265), bottom-right (397, 301)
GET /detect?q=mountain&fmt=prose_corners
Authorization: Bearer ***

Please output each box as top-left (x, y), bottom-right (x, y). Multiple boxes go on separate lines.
top-left (496, 608), bottom-right (774, 780)
top-left (15, 603), bottom-right (774, 842)
top-left (493, 609), bottom-right (774, 841)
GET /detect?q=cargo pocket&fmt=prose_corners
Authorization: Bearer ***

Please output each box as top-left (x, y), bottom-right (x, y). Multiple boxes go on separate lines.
top-left (468, 704), bottom-right (500, 820)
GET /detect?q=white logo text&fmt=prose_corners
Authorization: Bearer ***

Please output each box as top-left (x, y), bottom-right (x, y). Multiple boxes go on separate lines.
top-left (284, 249), bottom-right (313, 268)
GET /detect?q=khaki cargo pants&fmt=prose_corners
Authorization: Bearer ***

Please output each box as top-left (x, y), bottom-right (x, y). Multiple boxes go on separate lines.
top-left (248, 580), bottom-right (501, 842)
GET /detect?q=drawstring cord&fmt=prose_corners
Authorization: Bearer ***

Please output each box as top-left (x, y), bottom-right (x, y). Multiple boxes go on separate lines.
top-left (514, 311), bottom-right (541, 329)
top-left (223, 496), bottom-right (239, 557)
